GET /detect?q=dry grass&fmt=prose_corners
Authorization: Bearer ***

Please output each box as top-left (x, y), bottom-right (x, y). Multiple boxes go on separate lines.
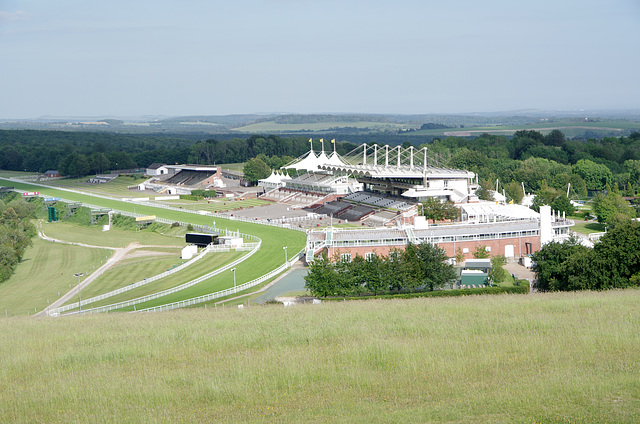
top-left (1, 290), bottom-right (638, 423)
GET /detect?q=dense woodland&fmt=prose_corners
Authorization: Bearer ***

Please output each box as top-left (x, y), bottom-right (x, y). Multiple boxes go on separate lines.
top-left (2, 128), bottom-right (640, 209)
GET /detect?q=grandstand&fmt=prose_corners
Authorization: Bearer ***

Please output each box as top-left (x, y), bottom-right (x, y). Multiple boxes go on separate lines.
top-left (140, 165), bottom-right (224, 195)
top-left (306, 205), bottom-right (574, 263)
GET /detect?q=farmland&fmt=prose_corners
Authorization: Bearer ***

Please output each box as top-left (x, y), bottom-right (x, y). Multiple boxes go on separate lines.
top-left (404, 120), bottom-right (640, 138)
top-left (1, 290), bottom-right (638, 423)
top-left (232, 120), bottom-right (407, 133)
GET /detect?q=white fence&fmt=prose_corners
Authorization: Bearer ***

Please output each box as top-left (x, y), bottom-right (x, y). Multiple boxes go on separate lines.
top-left (63, 238), bottom-right (262, 316)
top-left (9, 182), bottom-right (307, 315)
top-left (46, 241), bottom-right (260, 316)
top-left (137, 249), bottom-right (305, 313)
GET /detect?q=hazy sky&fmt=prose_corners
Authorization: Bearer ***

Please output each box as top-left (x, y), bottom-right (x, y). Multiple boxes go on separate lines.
top-left (1, 0), bottom-right (639, 119)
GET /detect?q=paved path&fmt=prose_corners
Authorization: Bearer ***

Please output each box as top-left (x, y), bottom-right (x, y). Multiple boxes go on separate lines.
top-left (253, 266), bottom-right (308, 303)
top-left (504, 262), bottom-right (536, 292)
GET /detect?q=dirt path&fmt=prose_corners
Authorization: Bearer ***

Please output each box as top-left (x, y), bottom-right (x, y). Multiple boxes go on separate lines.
top-left (35, 228), bottom-right (141, 317)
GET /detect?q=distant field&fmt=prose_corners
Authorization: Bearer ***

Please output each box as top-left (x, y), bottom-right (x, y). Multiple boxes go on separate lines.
top-left (0, 170), bottom-right (37, 178)
top-left (39, 175), bottom-right (151, 198)
top-left (232, 120), bottom-right (407, 133)
top-left (1, 290), bottom-right (638, 422)
top-left (218, 162), bottom-right (246, 172)
top-left (405, 120), bottom-right (640, 137)
top-left (0, 237), bottom-right (110, 317)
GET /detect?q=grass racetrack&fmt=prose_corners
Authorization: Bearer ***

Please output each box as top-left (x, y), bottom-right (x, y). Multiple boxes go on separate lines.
top-left (1, 290), bottom-right (638, 423)
top-left (0, 238), bottom-right (110, 317)
top-left (1, 178), bottom-right (307, 311)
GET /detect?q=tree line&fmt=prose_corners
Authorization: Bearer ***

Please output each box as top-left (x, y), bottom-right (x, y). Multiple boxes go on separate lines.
top-left (0, 193), bottom-right (37, 284)
top-left (304, 243), bottom-right (457, 297)
top-left (0, 130), bottom-right (358, 177)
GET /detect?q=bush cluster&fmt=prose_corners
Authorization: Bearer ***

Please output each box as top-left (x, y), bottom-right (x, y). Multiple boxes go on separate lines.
top-left (323, 284), bottom-right (529, 301)
top-left (305, 243), bottom-right (457, 297)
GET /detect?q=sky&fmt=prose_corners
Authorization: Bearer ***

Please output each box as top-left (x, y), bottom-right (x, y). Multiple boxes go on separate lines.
top-left (1, 0), bottom-right (639, 119)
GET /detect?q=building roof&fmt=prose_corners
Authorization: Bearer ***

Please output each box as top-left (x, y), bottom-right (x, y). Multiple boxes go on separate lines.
top-left (147, 163), bottom-right (166, 170)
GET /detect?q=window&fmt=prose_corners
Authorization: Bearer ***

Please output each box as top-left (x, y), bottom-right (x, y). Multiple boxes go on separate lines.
top-left (365, 252), bottom-right (376, 261)
top-left (340, 253), bottom-right (352, 263)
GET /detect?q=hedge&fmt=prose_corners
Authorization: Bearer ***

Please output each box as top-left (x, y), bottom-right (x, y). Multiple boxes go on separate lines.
top-left (322, 282), bottom-right (530, 302)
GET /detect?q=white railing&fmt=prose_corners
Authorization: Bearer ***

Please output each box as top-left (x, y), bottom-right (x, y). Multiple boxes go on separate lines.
top-left (64, 239), bottom-right (262, 316)
top-left (137, 249), bottom-right (305, 313)
top-left (46, 241), bottom-right (260, 316)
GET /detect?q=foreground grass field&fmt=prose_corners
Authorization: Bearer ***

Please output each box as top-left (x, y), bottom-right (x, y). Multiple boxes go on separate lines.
top-left (1, 290), bottom-right (638, 423)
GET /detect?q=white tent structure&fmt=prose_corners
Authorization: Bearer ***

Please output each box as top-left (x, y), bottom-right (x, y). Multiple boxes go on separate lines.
top-left (283, 139), bottom-right (348, 172)
top-left (258, 170), bottom-right (290, 189)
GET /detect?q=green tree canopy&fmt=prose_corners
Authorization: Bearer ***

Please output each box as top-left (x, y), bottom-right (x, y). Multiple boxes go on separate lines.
top-left (573, 159), bottom-right (613, 191)
top-left (242, 157), bottom-right (271, 183)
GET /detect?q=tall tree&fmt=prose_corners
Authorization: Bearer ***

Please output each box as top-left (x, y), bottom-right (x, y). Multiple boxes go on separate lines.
top-left (242, 157), bottom-right (271, 184)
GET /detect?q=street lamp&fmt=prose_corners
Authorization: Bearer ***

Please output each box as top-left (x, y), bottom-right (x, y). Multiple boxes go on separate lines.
top-left (231, 268), bottom-right (236, 291)
top-left (74, 272), bottom-right (84, 312)
top-left (283, 246), bottom-right (288, 264)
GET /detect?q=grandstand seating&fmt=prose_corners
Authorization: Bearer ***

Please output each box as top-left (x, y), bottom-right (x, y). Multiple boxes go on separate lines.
top-left (339, 205), bottom-right (375, 222)
top-left (343, 191), bottom-right (412, 211)
top-left (165, 170), bottom-right (216, 187)
top-left (314, 201), bottom-right (352, 217)
top-left (364, 210), bottom-right (399, 226)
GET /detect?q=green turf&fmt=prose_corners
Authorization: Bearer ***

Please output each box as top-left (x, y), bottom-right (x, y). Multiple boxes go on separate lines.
top-left (84, 250), bottom-right (247, 309)
top-left (157, 197), bottom-right (272, 212)
top-left (218, 162), bottom-right (246, 172)
top-left (38, 174), bottom-right (152, 198)
top-left (0, 238), bottom-right (110, 317)
top-left (1, 290), bottom-right (638, 422)
top-left (570, 221), bottom-right (607, 235)
top-left (41, 221), bottom-right (186, 248)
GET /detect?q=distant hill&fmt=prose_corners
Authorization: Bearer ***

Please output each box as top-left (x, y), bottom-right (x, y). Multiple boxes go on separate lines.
top-left (1, 111), bottom-right (639, 138)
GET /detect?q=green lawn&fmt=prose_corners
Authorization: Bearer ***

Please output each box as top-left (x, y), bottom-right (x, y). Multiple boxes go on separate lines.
top-left (157, 197), bottom-right (272, 212)
top-left (0, 238), bottom-right (110, 317)
top-left (38, 175), bottom-right (151, 198)
top-left (218, 162), bottom-right (246, 172)
top-left (84, 250), bottom-right (247, 308)
top-left (41, 221), bottom-right (186, 248)
top-left (571, 220), bottom-right (607, 235)
top-left (1, 289), bottom-right (638, 422)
